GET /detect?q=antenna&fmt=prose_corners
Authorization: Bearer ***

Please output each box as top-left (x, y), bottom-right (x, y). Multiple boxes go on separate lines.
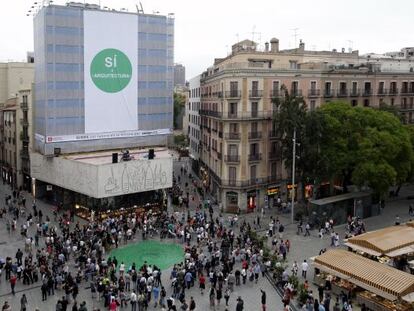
top-left (291, 28), bottom-right (299, 48)
top-left (139, 2), bottom-right (144, 14)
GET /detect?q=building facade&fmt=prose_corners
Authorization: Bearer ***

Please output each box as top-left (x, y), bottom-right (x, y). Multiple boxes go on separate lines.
top-left (174, 63), bottom-right (186, 88)
top-left (186, 75), bottom-right (201, 172)
top-left (0, 62), bottom-right (34, 190)
top-left (33, 3), bottom-right (174, 155)
top-left (199, 39), bottom-right (414, 212)
top-left (31, 3), bottom-right (174, 214)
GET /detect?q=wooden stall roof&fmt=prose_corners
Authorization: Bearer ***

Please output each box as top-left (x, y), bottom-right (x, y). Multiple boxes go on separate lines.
top-left (314, 249), bottom-right (414, 299)
top-left (347, 225), bottom-right (414, 255)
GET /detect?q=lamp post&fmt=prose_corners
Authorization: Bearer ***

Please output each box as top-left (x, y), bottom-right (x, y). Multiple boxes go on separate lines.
top-left (291, 128), bottom-right (296, 224)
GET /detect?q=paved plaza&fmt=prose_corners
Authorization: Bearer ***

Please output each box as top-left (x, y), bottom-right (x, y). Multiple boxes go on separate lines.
top-left (0, 157), bottom-right (413, 311)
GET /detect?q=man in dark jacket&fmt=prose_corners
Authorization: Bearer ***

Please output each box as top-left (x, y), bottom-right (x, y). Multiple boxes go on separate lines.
top-left (236, 296), bottom-right (244, 311)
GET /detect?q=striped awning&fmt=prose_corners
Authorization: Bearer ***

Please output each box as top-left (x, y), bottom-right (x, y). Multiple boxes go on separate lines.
top-left (314, 249), bottom-right (414, 300)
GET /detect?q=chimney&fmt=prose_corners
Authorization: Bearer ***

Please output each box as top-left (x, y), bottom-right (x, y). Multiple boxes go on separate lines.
top-left (270, 38), bottom-right (279, 53)
top-left (299, 39), bottom-right (305, 52)
top-left (265, 42), bottom-right (269, 52)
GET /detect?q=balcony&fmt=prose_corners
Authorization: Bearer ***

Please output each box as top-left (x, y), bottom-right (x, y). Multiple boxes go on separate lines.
top-left (290, 89), bottom-right (302, 97)
top-left (217, 152), bottom-right (222, 159)
top-left (399, 105), bottom-right (414, 112)
top-left (362, 89), bottom-right (373, 97)
top-left (248, 132), bottom-right (262, 140)
top-left (249, 90), bottom-right (263, 98)
top-left (269, 130), bottom-right (280, 139)
top-left (377, 88), bottom-right (388, 96)
top-left (225, 91), bottom-right (242, 99)
top-left (218, 131), bottom-right (223, 138)
top-left (323, 89), bottom-right (334, 98)
top-left (21, 135), bottom-right (29, 143)
top-left (269, 90), bottom-right (282, 98)
top-left (350, 89), bottom-right (360, 97)
top-left (248, 153), bottom-right (262, 162)
top-left (224, 155), bottom-right (240, 163)
top-left (20, 102), bottom-right (28, 110)
top-left (308, 89), bottom-right (320, 97)
top-left (269, 151), bottom-right (281, 160)
top-left (337, 89), bottom-right (348, 97)
top-left (401, 89), bottom-right (414, 96)
top-left (199, 110), bottom-right (222, 118)
top-left (389, 88), bottom-right (399, 96)
top-left (226, 111), bottom-right (272, 120)
top-left (224, 132), bottom-right (241, 140)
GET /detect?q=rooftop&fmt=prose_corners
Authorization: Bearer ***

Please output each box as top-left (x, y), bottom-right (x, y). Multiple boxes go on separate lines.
top-left (64, 147), bottom-right (173, 165)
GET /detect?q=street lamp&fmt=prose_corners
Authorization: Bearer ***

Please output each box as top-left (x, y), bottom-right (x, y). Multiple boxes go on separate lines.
top-left (291, 128), bottom-right (296, 223)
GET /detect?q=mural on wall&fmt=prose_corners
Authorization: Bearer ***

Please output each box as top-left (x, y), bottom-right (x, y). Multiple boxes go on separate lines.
top-left (100, 158), bottom-right (172, 197)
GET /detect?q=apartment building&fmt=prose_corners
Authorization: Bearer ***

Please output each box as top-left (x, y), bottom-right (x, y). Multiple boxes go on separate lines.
top-left (186, 75), bottom-right (201, 173)
top-left (199, 39), bottom-right (414, 212)
top-left (0, 61), bottom-right (34, 190)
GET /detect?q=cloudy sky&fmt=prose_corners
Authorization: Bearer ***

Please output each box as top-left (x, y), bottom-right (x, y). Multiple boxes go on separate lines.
top-left (1, 0), bottom-right (413, 78)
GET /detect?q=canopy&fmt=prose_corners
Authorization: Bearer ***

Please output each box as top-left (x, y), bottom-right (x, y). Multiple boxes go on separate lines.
top-left (313, 249), bottom-right (414, 300)
top-left (347, 225), bottom-right (414, 257)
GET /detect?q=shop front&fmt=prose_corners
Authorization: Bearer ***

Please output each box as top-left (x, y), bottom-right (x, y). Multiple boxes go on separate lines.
top-left (225, 191), bottom-right (239, 213)
top-left (287, 183), bottom-right (297, 201)
top-left (247, 189), bottom-right (257, 212)
top-left (267, 185), bottom-right (280, 208)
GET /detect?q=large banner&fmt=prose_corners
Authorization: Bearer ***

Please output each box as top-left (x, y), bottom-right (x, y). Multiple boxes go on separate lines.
top-left (83, 10), bottom-right (138, 134)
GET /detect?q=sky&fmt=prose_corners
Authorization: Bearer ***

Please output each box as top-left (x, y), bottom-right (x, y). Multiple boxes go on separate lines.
top-left (1, 0), bottom-right (413, 79)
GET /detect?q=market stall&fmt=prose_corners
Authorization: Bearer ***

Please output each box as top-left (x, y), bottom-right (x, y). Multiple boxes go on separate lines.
top-left (345, 225), bottom-right (414, 270)
top-left (312, 249), bottom-right (414, 311)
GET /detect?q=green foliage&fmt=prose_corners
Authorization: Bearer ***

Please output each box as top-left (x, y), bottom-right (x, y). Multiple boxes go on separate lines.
top-left (174, 134), bottom-right (187, 146)
top-left (297, 283), bottom-right (308, 306)
top-left (173, 92), bottom-right (186, 129)
top-left (273, 96), bottom-right (414, 199)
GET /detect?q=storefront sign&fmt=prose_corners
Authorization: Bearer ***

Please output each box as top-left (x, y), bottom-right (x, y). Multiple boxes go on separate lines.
top-left (267, 186), bottom-right (280, 196)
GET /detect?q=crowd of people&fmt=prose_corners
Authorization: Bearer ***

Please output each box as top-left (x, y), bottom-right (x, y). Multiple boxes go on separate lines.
top-left (0, 159), bottom-right (378, 311)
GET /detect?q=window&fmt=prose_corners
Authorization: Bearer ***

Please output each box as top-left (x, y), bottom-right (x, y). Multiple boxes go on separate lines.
top-left (378, 82), bottom-right (385, 94)
top-left (230, 81), bottom-right (238, 97)
top-left (289, 60), bottom-right (298, 69)
top-left (391, 98), bottom-right (395, 106)
top-left (22, 95), bottom-right (28, 104)
top-left (229, 144), bottom-right (238, 156)
top-left (251, 102), bottom-right (258, 117)
top-left (229, 167), bottom-right (236, 181)
top-left (271, 162), bottom-right (277, 178)
top-left (351, 100), bottom-right (357, 107)
top-left (310, 81), bottom-right (316, 90)
top-left (252, 81), bottom-right (258, 91)
top-left (325, 82), bottom-right (332, 95)
top-left (251, 122), bottom-right (258, 133)
top-left (339, 82), bottom-right (347, 96)
top-left (364, 82), bottom-right (372, 95)
top-left (402, 82), bottom-right (409, 93)
top-left (272, 81), bottom-right (280, 96)
top-left (229, 103), bottom-right (238, 117)
top-left (250, 165), bottom-right (257, 182)
top-left (250, 143), bottom-right (259, 155)
top-left (390, 82), bottom-right (397, 94)
top-left (363, 99), bottom-right (370, 107)
top-left (291, 81), bottom-right (299, 96)
top-left (310, 100), bottom-right (316, 111)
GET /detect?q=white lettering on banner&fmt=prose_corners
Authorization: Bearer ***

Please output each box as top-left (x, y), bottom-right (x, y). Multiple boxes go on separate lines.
top-left (39, 128), bottom-right (172, 144)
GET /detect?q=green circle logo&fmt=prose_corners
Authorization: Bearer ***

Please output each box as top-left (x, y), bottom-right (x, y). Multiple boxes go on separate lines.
top-left (90, 48), bottom-right (132, 93)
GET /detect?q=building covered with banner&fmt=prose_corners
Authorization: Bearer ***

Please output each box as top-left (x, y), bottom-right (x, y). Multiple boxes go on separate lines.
top-left (31, 3), bottom-right (174, 217)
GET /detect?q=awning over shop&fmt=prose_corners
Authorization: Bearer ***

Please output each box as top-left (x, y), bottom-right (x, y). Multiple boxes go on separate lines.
top-left (347, 225), bottom-right (414, 257)
top-left (313, 249), bottom-right (414, 301)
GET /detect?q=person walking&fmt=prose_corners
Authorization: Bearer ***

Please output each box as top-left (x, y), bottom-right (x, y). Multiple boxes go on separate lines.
top-left (130, 290), bottom-right (137, 311)
top-left (260, 289), bottom-right (266, 311)
top-left (20, 294), bottom-right (28, 311)
top-left (10, 274), bottom-right (17, 295)
top-left (189, 297), bottom-right (196, 311)
top-left (236, 296), bottom-right (244, 311)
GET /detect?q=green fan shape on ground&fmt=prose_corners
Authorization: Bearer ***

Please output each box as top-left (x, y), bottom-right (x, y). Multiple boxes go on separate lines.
top-left (108, 240), bottom-right (184, 271)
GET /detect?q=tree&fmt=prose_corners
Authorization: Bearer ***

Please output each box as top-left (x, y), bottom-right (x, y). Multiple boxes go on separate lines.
top-left (173, 92), bottom-right (186, 129)
top-left (318, 102), bottom-right (414, 199)
top-left (272, 86), bottom-right (327, 200)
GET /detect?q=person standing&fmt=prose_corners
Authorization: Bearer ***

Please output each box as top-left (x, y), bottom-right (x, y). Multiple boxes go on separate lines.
top-left (20, 294), bottom-right (28, 311)
top-left (260, 289), bottom-right (266, 311)
top-left (301, 260), bottom-right (309, 279)
top-left (130, 290), bottom-right (137, 311)
top-left (189, 297), bottom-right (196, 311)
top-left (236, 296), bottom-right (244, 311)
